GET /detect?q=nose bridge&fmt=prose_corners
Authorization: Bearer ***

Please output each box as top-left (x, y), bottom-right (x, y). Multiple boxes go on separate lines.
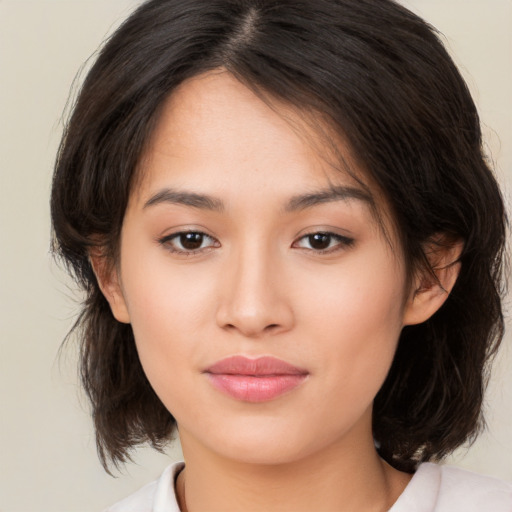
top-left (216, 237), bottom-right (293, 337)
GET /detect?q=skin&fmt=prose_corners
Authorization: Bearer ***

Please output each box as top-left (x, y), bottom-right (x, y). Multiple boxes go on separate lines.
top-left (97, 70), bottom-right (460, 511)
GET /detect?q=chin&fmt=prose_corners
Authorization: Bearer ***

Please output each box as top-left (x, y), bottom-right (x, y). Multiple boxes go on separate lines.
top-left (199, 416), bottom-right (343, 467)
top-left (219, 441), bottom-right (312, 466)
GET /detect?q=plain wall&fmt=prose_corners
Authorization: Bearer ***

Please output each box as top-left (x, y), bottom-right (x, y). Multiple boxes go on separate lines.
top-left (0, 1), bottom-right (510, 510)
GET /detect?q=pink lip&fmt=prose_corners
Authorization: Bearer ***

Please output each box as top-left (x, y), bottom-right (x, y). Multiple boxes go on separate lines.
top-left (204, 356), bottom-right (309, 403)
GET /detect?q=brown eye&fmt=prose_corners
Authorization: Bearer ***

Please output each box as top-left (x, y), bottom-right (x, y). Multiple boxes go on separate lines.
top-left (308, 233), bottom-right (331, 250)
top-left (180, 232), bottom-right (204, 250)
top-left (293, 231), bottom-right (354, 253)
top-left (159, 231), bottom-right (218, 254)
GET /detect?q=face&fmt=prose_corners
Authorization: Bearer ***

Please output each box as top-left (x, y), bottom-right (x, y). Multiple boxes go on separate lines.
top-left (107, 70), bottom-right (418, 465)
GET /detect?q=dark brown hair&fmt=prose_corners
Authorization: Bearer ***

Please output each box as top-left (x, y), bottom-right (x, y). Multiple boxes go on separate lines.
top-left (51, 0), bottom-right (507, 473)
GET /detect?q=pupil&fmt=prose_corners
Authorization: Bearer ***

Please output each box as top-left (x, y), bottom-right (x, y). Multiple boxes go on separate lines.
top-left (180, 233), bottom-right (203, 250)
top-left (309, 233), bottom-right (330, 250)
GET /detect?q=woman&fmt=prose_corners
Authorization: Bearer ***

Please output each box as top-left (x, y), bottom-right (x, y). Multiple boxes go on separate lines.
top-left (51, 0), bottom-right (510, 510)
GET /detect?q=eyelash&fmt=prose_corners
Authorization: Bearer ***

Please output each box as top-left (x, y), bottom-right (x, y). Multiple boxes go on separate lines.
top-left (158, 231), bottom-right (354, 255)
top-left (158, 231), bottom-right (219, 255)
top-left (292, 232), bottom-right (355, 253)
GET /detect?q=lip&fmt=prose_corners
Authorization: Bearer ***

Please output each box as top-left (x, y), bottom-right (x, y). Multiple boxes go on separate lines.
top-left (203, 356), bottom-right (309, 403)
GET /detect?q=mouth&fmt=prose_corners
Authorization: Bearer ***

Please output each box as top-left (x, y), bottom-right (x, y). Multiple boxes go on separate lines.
top-left (203, 356), bottom-right (309, 403)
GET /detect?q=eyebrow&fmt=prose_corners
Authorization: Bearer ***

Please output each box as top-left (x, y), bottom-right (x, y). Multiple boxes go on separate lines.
top-left (143, 185), bottom-right (373, 212)
top-left (284, 185), bottom-right (373, 212)
top-left (143, 188), bottom-right (224, 211)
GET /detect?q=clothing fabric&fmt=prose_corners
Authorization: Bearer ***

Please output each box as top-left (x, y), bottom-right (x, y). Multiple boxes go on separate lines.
top-left (104, 461), bottom-right (512, 512)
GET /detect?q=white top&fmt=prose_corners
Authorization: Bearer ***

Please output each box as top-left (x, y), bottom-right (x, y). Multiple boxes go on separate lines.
top-left (105, 461), bottom-right (512, 512)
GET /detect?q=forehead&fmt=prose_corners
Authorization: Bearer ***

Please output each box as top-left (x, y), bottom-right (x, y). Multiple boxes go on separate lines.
top-left (137, 70), bottom-right (370, 198)
top-left (132, 70), bottom-right (401, 237)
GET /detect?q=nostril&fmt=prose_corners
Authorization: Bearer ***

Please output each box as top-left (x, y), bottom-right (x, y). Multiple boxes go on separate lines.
top-left (221, 322), bottom-right (282, 336)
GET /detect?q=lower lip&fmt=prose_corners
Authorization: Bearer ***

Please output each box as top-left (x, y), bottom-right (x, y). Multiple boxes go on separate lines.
top-left (206, 374), bottom-right (307, 402)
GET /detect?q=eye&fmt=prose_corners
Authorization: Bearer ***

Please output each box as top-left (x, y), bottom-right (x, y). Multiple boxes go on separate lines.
top-left (158, 231), bottom-right (219, 254)
top-left (293, 232), bottom-right (354, 253)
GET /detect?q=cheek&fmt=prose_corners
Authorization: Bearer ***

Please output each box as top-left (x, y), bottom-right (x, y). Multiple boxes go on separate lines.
top-left (299, 248), bottom-right (406, 400)
top-left (301, 246), bottom-right (405, 338)
top-left (121, 234), bottom-right (218, 326)
top-left (118, 247), bottom-right (218, 395)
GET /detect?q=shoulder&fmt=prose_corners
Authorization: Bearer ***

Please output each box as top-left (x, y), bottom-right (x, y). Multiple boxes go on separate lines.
top-left (391, 462), bottom-right (512, 512)
top-left (103, 462), bottom-right (184, 512)
top-left (435, 464), bottom-right (512, 511)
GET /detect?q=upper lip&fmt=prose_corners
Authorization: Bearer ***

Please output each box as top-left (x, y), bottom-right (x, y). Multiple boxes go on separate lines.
top-left (204, 356), bottom-right (309, 376)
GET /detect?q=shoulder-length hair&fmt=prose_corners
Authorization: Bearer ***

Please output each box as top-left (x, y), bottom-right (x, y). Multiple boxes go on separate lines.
top-left (51, 0), bottom-right (507, 473)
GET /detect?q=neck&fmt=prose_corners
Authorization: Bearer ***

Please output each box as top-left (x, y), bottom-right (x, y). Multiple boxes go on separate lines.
top-left (176, 424), bottom-right (411, 512)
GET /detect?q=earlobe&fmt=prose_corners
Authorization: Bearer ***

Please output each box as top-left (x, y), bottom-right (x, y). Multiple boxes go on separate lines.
top-left (89, 250), bottom-right (131, 324)
top-left (403, 237), bottom-right (463, 326)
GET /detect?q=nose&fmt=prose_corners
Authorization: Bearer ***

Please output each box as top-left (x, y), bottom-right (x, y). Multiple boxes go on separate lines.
top-left (215, 244), bottom-right (295, 338)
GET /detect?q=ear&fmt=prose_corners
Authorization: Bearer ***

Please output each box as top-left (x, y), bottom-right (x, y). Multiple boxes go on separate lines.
top-left (89, 249), bottom-right (131, 324)
top-left (403, 236), bottom-right (463, 326)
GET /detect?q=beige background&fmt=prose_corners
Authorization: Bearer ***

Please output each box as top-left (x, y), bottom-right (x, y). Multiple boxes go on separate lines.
top-left (0, 1), bottom-right (510, 510)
